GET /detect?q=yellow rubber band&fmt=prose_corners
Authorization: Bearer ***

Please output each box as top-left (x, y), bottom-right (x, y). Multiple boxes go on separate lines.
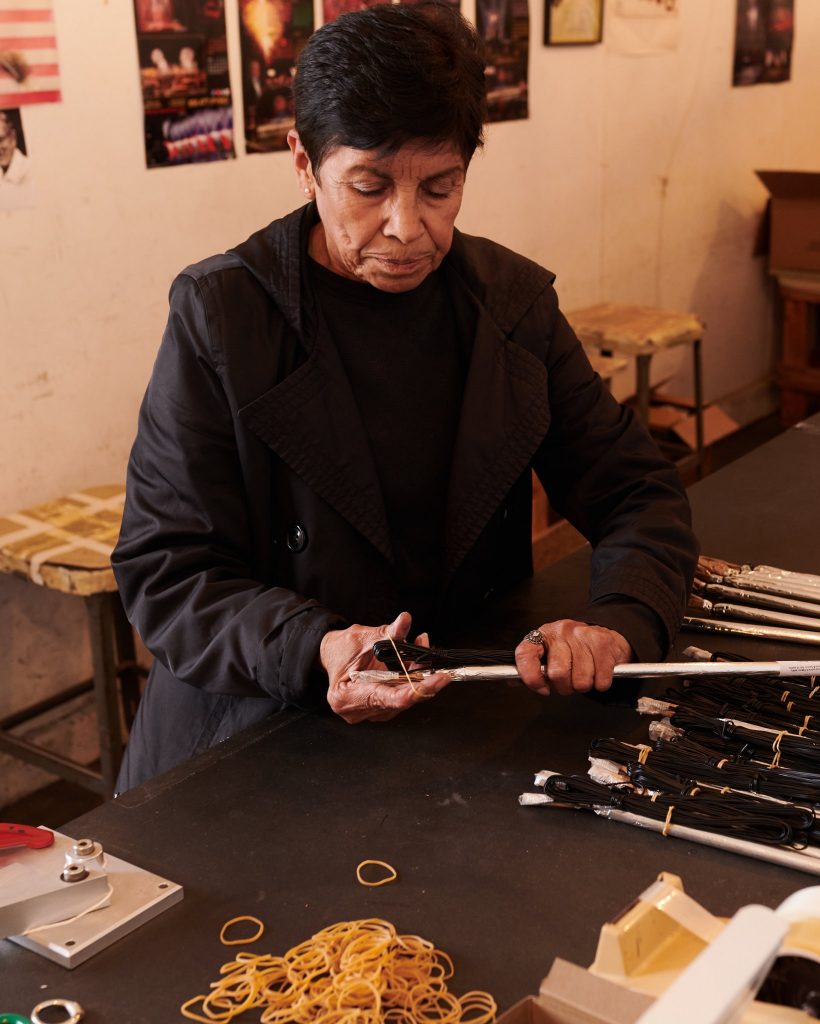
top-left (356, 859), bottom-right (398, 887)
top-left (662, 805), bottom-right (675, 837)
top-left (219, 915), bottom-right (264, 946)
top-left (388, 636), bottom-right (434, 699)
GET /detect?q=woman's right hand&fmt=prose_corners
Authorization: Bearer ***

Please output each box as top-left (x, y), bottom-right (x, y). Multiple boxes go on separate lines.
top-left (319, 611), bottom-right (451, 723)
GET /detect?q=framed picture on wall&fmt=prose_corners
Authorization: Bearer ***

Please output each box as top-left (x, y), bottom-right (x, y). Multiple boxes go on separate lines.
top-left (544, 0), bottom-right (604, 45)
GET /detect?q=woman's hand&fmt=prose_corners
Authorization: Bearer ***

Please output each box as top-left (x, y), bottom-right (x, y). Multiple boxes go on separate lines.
top-left (514, 619), bottom-right (632, 697)
top-left (319, 611), bottom-right (451, 723)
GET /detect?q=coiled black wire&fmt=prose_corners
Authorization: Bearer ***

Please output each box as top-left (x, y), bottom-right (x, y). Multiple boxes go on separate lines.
top-left (372, 639), bottom-right (514, 671)
top-left (664, 676), bottom-right (820, 735)
top-left (542, 773), bottom-right (815, 847)
top-left (667, 708), bottom-right (820, 771)
top-left (590, 736), bottom-right (820, 806)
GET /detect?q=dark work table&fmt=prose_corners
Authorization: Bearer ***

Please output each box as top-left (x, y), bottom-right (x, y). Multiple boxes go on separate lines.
top-left (3, 416), bottom-right (820, 1021)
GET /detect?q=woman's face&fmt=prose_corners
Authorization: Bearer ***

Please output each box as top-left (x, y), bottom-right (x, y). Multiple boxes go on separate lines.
top-left (289, 133), bottom-right (466, 293)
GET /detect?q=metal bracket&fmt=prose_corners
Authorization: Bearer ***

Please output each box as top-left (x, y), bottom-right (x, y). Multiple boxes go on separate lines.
top-left (1, 828), bottom-right (182, 968)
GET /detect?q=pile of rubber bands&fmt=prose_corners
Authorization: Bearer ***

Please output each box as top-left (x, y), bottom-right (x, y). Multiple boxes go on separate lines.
top-left (181, 916), bottom-right (497, 1023)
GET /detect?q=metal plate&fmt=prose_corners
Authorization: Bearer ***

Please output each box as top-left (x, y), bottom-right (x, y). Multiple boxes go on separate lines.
top-left (6, 830), bottom-right (182, 968)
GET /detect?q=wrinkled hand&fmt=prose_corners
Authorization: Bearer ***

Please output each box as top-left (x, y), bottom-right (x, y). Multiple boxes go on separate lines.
top-left (320, 611), bottom-right (451, 723)
top-left (514, 619), bottom-right (632, 697)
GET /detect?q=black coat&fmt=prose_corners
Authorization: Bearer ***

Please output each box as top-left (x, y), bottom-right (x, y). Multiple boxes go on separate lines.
top-left (113, 204), bottom-right (698, 789)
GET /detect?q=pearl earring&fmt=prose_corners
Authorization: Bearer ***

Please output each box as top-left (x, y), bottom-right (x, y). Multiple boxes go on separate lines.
top-left (304, 187), bottom-right (311, 195)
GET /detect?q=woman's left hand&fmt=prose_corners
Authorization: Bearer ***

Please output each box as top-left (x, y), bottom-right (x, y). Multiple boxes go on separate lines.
top-left (320, 611), bottom-right (451, 723)
top-left (513, 619), bottom-right (632, 697)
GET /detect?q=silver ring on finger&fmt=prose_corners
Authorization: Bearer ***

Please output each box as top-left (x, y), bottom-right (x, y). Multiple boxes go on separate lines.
top-left (523, 629), bottom-right (545, 647)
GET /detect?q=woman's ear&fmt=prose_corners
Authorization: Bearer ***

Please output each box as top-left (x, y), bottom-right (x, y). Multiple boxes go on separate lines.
top-left (287, 129), bottom-right (315, 198)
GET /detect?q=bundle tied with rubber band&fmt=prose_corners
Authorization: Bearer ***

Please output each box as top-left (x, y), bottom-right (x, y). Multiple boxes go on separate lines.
top-left (181, 916), bottom-right (497, 1023)
top-left (519, 653), bottom-right (820, 876)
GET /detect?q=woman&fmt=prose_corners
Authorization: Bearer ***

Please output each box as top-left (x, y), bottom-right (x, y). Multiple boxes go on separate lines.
top-left (113, 2), bottom-right (698, 790)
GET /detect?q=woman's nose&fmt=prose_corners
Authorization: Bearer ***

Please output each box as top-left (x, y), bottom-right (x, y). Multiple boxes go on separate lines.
top-left (383, 193), bottom-right (424, 244)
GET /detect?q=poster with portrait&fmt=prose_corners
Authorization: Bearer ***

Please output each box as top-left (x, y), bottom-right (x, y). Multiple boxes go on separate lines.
top-left (133, 0), bottom-right (234, 168)
top-left (0, 106), bottom-right (35, 208)
top-left (239, 0), bottom-right (313, 153)
top-left (0, 0), bottom-right (61, 107)
top-left (733, 0), bottom-right (793, 87)
top-left (477, 0), bottom-right (529, 123)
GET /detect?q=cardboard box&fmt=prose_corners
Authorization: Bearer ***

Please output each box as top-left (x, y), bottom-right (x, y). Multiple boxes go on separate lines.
top-left (496, 959), bottom-right (653, 1024)
top-left (647, 402), bottom-right (739, 451)
top-left (756, 170), bottom-right (820, 274)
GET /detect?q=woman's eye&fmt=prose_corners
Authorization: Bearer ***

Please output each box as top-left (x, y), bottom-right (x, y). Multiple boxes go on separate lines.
top-left (353, 186), bottom-right (386, 196)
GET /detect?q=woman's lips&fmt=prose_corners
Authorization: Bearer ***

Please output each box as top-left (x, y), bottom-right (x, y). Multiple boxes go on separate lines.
top-left (373, 256), bottom-right (429, 273)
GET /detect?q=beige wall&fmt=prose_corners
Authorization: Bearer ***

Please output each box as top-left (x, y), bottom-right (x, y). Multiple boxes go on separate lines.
top-left (2, 0), bottom-right (819, 803)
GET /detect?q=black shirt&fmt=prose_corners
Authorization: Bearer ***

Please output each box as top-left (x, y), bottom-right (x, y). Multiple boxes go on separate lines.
top-left (309, 257), bottom-right (469, 632)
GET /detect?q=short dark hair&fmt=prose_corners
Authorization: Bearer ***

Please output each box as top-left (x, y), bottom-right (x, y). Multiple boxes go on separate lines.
top-left (293, 2), bottom-right (486, 176)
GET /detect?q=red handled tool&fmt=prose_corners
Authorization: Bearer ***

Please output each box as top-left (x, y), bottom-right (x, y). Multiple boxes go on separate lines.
top-left (0, 823), bottom-right (54, 851)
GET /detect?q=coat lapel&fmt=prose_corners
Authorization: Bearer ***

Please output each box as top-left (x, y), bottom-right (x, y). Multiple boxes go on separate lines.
top-left (441, 233), bottom-right (555, 583)
top-left (443, 304), bottom-right (551, 581)
top-left (238, 333), bottom-right (393, 564)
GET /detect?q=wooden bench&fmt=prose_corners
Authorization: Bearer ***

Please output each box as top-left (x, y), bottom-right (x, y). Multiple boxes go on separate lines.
top-left (0, 485), bottom-right (143, 796)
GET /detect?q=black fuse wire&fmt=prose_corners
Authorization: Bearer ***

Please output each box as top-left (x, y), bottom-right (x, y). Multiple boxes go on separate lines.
top-left (542, 773), bottom-right (815, 848)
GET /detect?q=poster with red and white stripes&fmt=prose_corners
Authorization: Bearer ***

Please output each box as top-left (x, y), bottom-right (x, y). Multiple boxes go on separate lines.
top-left (0, 0), bottom-right (61, 108)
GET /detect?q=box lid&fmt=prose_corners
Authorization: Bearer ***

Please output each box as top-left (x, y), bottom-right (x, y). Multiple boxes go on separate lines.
top-left (536, 959), bottom-right (654, 1024)
top-left (756, 171), bottom-right (820, 201)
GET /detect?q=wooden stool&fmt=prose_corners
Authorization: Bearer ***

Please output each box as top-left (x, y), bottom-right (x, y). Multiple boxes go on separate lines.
top-left (773, 271), bottom-right (820, 426)
top-left (567, 302), bottom-right (705, 476)
top-left (0, 485), bottom-right (143, 796)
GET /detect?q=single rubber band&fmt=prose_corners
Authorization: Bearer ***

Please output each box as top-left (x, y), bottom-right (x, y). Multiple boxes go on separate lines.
top-left (388, 635), bottom-right (434, 699)
top-left (356, 859), bottom-right (398, 887)
top-left (219, 915), bottom-right (264, 945)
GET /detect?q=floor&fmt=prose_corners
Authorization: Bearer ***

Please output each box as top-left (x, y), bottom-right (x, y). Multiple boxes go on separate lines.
top-left (0, 412), bottom-right (788, 831)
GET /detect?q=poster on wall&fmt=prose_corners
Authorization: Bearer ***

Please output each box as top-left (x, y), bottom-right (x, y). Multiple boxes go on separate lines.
top-left (544, 0), bottom-right (603, 46)
top-left (733, 0), bottom-right (793, 87)
top-left (0, 0), bottom-right (61, 107)
top-left (0, 106), bottom-right (35, 208)
top-left (321, 0), bottom-right (458, 27)
top-left (477, 0), bottom-right (529, 122)
top-left (133, 0), bottom-right (235, 168)
top-left (607, 0), bottom-right (680, 56)
top-left (239, 0), bottom-right (313, 153)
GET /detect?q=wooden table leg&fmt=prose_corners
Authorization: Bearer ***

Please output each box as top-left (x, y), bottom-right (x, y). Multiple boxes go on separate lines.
top-left (780, 296), bottom-right (812, 426)
top-left (85, 593), bottom-right (125, 796)
top-left (692, 337), bottom-right (704, 479)
top-left (635, 354), bottom-right (652, 427)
